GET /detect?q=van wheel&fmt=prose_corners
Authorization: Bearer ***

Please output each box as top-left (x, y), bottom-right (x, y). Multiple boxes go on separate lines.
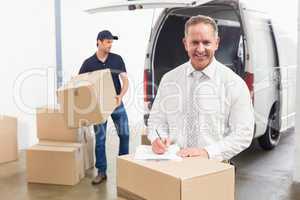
top-left (258, 105), bottom-right (281, 150)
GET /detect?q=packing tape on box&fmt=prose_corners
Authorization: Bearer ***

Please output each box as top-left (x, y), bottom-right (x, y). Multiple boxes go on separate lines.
top-left (117, 187), bottom-right (146, 200)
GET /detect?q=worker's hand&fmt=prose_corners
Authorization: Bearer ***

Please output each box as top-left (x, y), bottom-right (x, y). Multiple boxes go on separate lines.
top-left (152, 137), bottom-right (171, 154)
top-left (115, 95), bottom-right (122, 107)
top-left (177, 148), bottom-right (209, 158)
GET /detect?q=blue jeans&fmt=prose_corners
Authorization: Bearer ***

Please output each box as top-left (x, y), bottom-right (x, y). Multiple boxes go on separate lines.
top-left (93, 103), bottom-right (129, 176)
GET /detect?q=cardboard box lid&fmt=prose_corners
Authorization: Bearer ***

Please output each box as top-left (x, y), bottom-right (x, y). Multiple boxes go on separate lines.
top-left (119, 155), bottom-right (233, 180)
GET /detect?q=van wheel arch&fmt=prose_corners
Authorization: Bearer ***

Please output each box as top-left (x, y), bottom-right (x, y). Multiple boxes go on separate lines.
top-left (257, 101), bottom-right (281, 150)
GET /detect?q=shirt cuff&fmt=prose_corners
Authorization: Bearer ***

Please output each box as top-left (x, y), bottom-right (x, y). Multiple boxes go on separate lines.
top-left (204, 145), bottom-right (223, 161)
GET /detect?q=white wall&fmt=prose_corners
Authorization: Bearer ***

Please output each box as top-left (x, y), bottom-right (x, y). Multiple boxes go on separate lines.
top-left (0, 0), bottom-right (56, 149)
top-left (60, 0), bottom-right (155, 137)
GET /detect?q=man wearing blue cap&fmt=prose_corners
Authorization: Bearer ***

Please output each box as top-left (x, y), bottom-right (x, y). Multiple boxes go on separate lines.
top-left (79, 30), bottom-right (130, 185)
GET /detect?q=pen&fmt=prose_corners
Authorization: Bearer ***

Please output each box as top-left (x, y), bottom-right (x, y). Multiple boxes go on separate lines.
top-left (155, 129), bottom-right (170, 151)
top-left (155, 129), bottom-right (162, 141)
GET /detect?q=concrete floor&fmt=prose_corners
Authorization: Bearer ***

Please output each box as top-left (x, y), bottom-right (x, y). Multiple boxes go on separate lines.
top-left (0, 129), bottom-right (300, 200)
top-left (233, 129), bottom-right (299, 200)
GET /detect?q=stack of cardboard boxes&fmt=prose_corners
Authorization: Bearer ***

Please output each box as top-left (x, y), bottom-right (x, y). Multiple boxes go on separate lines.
top-left (0, 115), bottom-right (18, 164)
top-left (26, 69), bottom-right (117, 186)
top-left (26, 107), bottom-right (86, 185)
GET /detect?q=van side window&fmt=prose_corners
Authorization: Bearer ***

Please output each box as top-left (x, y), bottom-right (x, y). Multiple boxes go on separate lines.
top-left (245, 12), bottom-right (278, 82)
top-left (215, 20), bottom-right (244, 77)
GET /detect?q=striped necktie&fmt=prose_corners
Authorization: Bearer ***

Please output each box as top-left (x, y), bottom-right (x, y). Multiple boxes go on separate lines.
top-left (186, 71), bottom-right (205, 148)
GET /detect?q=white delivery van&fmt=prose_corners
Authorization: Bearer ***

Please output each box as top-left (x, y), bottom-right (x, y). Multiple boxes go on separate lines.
top-left (85, 0), bottom-right (297, 150)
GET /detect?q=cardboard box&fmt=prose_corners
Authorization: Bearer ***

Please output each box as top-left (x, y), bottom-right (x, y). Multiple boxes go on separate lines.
top-left (36, 107), bottom-right (79, 142)
top-left (38, 141), bottom-right (85, 179)
top-left (140, 127), bottom-right (151, 145)
top-left (0, 115), bottom-right (18, 164)
top-left (26, 142), bottom-right (84, 185)
top-left (141, 134), bottom-right (151, 145)
top-left (57, 69), bottom-right (117, 128)
top-left (117, 155), bottom-right (235, 200)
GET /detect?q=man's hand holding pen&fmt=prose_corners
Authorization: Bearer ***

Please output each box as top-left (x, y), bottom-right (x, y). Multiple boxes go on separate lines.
top-left (152, 137), bottom-right (171, 154)
top-left (151, 129), bottom-right (171, 154)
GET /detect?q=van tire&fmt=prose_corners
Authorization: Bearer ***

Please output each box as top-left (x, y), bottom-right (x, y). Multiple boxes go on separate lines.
top-left (258, 103), bottom-right (281, 150)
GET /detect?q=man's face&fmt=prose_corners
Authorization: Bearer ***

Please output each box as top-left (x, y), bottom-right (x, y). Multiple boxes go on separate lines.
top-left (98, 39), bottom-right (113, 53)
top-left (183, 23), bottom-right (219, 70)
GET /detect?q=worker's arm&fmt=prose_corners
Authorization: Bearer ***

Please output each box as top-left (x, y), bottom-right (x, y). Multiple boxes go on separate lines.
top-left (147, 75), bottom-right (171, 154)
top-left (116, 72), bottom-right (129, 106)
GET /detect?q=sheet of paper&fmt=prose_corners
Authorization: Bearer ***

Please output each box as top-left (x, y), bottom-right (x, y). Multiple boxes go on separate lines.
top-left (134, 145), bottom-right (182, 161)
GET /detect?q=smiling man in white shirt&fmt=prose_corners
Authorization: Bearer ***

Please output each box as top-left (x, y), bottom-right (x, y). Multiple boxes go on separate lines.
top-left (148, 15), bottom-right (254, 161)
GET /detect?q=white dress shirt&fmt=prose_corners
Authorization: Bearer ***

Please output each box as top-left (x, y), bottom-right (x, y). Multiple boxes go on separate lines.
top-left (147, 58), bottom-right (254, 161)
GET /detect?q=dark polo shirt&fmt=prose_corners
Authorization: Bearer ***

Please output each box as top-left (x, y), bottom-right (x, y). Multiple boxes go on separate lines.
top-left (79, 52), bottom-right (126, 95)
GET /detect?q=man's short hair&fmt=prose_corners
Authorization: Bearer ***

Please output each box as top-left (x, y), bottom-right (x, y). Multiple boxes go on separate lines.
top-left (184, 15), bottom-right (218, 37)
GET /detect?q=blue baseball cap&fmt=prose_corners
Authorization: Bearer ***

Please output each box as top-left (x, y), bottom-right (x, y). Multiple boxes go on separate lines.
top-left (97, 30), bottom-right (118, 40)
